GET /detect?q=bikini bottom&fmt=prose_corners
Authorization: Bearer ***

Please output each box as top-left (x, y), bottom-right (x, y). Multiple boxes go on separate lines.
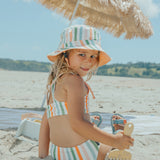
top-left (50, 140), bottom-right (99, 160)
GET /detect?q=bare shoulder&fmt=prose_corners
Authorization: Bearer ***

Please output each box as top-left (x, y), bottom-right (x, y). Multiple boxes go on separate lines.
top-left (61, 73), bottom-right (85, 95)
top-left (62, 73), bottom-right (84, 88)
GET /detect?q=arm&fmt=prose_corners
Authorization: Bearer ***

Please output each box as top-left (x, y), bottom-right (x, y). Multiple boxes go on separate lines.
top-left (65, 75), bottom-right (133, 150)
top-left (39, 110), bottom-right (50, 158)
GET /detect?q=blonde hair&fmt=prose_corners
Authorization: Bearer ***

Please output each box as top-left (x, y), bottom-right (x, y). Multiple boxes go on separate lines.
top-left (46, 50), bottom-right (100, 88)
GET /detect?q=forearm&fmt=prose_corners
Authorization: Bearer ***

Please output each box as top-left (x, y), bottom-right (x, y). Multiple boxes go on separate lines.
top-left (71, 119), bottom-right (116, 147)
top-left (39, 131), bottom-right (50, 158)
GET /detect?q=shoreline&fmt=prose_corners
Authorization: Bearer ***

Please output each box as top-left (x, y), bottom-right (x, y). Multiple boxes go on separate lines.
top-left (1, 69), bottom-right (160, 80)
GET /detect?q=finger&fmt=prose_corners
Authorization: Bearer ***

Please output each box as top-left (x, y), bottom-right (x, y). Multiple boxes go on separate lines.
top-left (129, 137), bottom-right (134, 142)
top-left (129, 141), bottom-right (133, 146)
top-left (116, 131), bottom-right (124, 135)
top-left (131, 140), bottom-right (134, 146)
top-left (119, 131), bottom-right (124, 135)
top-left (128, 138), bottom-right (134, 146)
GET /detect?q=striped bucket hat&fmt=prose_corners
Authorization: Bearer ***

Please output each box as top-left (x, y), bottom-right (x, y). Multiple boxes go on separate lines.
top-left (47, 25), bottom-right (111, 66)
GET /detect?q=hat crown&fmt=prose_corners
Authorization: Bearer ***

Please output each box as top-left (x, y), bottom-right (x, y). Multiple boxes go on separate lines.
top-left (59, 25), bottom-right (101, 45)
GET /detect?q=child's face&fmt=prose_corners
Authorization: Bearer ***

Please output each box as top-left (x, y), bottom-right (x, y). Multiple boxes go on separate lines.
top-left (67, 49), bottom-right (99, 77)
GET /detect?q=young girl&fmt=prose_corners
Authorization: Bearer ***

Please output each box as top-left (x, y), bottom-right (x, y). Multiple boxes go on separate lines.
top-left (39, 25), bottom-right (134, 160)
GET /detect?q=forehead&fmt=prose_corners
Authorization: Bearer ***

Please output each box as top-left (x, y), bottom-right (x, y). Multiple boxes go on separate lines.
top-left (70, 49), bottom-right (98, 55)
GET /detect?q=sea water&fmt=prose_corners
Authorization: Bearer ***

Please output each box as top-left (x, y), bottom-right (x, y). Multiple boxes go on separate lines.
top-left (0, 108), bottom-right (160, 135)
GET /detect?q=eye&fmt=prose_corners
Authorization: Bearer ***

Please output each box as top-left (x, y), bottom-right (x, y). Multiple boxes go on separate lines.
top-left (91, 55), bottom-right (98, 58)
top-left (78, 53), bottom-right (85, 57)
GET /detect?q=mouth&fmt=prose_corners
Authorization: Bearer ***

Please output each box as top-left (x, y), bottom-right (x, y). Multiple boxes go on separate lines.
top-left (80, 67), bottom-right (90, 71)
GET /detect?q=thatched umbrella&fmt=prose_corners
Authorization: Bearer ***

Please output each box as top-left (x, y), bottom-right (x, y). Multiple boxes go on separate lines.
top-left (37, 0), bottom-right (153, 39)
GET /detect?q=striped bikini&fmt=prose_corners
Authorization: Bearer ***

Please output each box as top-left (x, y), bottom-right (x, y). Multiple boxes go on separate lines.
top-left (47, 83), bottom-right (90, 117)
top-left (50, 139), bottom-right (98, 160)
top-left (46, 80), bottom-right (99, 160)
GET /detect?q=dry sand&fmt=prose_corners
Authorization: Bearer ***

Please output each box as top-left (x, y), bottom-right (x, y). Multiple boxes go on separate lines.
top-left (0, 70), bottom-right (160, 160)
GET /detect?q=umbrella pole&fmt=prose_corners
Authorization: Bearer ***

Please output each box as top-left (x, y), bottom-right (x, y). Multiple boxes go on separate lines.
top-left (69, 0), bottom-right (80, 26)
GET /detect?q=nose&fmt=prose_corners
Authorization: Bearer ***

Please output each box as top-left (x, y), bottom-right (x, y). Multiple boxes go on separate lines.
top-left (86, 57), bottom-right (92, 63)
top-left (84, 57), bottom-right (92, 66)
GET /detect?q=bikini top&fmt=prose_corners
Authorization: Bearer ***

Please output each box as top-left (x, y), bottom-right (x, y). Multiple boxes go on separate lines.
top-left (46, 76), bottom-right (95, 119)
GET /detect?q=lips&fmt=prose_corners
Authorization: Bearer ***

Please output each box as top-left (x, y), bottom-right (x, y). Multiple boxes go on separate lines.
top-left (80, 67), bottom-right (90, 71)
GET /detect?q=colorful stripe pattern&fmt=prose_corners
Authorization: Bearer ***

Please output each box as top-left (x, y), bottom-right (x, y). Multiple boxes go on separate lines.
top-left (50, 140), bottom-right (98, 160)
top-left (57, 25), bottom-right (102, 52)
top-left (47, 80), bottom-right (98, 159)
top-left (48, 25), bottom-right (111, 67)
top-left (47, 84), bottom-right (89, 118)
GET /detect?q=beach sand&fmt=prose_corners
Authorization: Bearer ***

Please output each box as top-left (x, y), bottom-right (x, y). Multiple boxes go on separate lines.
top-left (0, 70), bottom-right (160, 160)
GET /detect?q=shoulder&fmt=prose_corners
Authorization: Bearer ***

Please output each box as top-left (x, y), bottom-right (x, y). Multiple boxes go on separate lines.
top-left (61, 73), bottom-right (85, 95)
top-left (63, 73), bottom-right (84, 88)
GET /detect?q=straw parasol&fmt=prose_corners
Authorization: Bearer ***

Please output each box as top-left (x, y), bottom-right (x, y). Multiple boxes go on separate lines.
top-left (37, 0), bottom-right (153, 39)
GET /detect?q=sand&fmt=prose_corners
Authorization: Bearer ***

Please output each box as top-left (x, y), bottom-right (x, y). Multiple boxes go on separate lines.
top-left (0, 70), bottom-right (160, 160)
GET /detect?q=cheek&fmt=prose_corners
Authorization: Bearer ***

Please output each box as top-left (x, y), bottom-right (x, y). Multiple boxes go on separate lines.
top-left (91, 58), bottom-right (98, 66)
top-left (68, 56), bottom-right (80, 68)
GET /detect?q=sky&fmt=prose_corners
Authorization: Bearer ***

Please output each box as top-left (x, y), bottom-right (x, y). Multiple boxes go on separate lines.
top-left (0, 0), bottom-right (160, 64)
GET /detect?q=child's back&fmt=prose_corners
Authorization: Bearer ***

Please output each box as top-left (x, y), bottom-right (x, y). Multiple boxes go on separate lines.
top-left (47, 73), bottom-right (90, 147)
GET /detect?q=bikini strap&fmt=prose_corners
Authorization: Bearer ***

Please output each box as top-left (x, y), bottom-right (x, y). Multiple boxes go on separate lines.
top-left (84, 82), bottom-right (95, 99)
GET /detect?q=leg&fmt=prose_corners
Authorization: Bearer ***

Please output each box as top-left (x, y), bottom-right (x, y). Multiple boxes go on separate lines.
top-left (97, 143), bottom-right (112, 160)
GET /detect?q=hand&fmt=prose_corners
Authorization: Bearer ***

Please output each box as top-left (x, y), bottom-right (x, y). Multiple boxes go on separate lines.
top-left (113, 132), bottom-right (134, 150)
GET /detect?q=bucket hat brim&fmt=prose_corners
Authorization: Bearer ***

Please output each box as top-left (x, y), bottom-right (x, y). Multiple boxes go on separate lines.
top-left (47, 47), bottom-right (111, 67)
top-left (47, 25), bottom-right (111, 66)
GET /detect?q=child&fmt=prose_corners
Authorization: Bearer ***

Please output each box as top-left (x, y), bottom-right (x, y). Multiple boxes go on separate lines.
top-left (39, 25), bottom-right (134, 160)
